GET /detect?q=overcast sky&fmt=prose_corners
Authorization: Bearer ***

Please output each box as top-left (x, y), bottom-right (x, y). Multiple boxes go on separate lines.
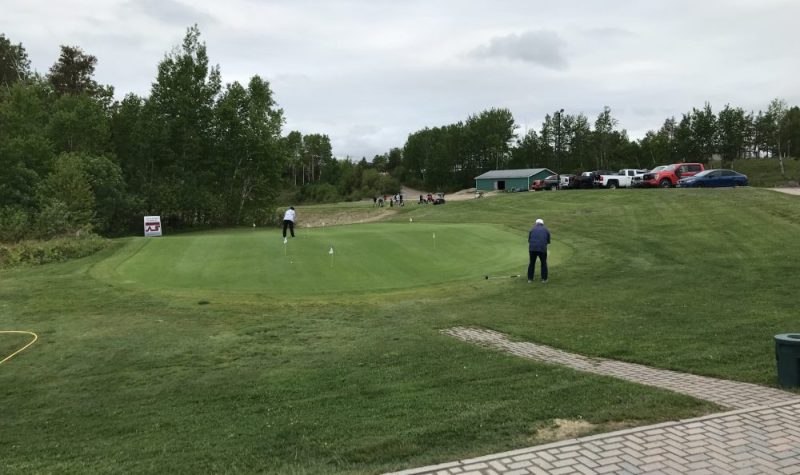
top-left (3, 0), bottom-right (799, 159)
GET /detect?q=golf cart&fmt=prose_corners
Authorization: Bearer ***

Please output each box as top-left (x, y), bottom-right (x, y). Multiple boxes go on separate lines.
top-left (433, 192), bottom-right (446, 205)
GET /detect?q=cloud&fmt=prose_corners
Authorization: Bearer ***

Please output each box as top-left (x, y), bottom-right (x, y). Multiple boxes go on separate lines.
top-left (128, 0), bottom-right (217, 27)
top-left (470, 30), bottom-right (568, 70)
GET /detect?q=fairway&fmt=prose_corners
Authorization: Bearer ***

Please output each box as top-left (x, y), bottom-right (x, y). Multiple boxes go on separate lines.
top-left (96, 223), bottom-right (535, 296)
top-left (4, 189), bottom-right (800, 474)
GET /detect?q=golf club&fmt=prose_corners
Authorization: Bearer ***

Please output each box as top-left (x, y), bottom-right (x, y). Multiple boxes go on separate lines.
top-left (484, 274), bottom-right (521, 280)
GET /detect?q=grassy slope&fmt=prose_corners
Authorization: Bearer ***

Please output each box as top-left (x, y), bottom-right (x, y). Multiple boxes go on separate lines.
top-left (728, 158), bottom-right (800, 186)
top-left (2, 188), bottom-right (799, 474)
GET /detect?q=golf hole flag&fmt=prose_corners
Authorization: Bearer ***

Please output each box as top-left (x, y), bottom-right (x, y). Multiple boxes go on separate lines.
top-left (144, 216), bottom-right (162, 237)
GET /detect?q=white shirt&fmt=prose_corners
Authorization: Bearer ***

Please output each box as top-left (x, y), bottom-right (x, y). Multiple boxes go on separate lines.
top-left (283, 209), bottom-right (296, 222)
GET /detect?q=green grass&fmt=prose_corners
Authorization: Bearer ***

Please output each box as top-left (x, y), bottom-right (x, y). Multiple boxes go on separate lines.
top-left (92, 223), bottom-right (536, 297)
top-left (727, 157), bottom-right (800, 186)
top-left (2, 188), bottom-right (800, 474)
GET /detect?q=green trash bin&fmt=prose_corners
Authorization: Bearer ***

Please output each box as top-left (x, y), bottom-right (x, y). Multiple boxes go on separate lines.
top-left (775, 333), bottom-right (800, 388)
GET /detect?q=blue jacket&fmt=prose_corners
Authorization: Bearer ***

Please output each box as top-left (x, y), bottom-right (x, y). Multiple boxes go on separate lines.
top-left (528, 224), bottom-right (550, 252)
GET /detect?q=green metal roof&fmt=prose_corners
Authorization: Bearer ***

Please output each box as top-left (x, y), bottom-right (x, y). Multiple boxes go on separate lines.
top-left (474, 168), bottom-right (554, 180)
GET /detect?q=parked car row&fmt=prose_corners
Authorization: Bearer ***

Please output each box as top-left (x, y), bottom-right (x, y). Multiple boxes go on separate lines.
top-left (529, 162), bottom-right (749, 191)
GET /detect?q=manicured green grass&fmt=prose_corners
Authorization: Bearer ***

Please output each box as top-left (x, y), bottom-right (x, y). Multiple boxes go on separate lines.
top-left (2, 188), bottom-right (799, 474)
top-left (93, 223), bottom-right (534, 297)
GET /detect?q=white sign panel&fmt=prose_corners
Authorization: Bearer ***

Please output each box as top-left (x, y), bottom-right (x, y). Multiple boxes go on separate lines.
top-left (144, 216), bottom-right (163, 237)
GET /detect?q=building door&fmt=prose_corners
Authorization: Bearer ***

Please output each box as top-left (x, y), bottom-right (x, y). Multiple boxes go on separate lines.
top-left (497, 180), bottom-right (505, 190)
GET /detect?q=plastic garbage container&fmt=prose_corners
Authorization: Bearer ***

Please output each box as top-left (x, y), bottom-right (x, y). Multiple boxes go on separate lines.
top-left (775, 333), bottom-right (800, 388)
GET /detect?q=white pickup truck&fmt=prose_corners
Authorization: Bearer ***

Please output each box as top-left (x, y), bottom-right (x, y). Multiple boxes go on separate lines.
top-left (595, 169), bottom-right (649, 188)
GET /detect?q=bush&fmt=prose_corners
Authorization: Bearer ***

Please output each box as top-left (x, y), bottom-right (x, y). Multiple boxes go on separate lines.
top-left (295, 183), bottom-right (341, 204)
top-left (0, 206), bottom-right (31, 242)
top-left (0, 233), bottom-right (109, 268)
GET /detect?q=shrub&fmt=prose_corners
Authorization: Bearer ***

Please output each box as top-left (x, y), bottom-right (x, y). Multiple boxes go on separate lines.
top-left (0, 233), bottom-right (109, 268)
top-left (0, 206), bottom-right (31, 242)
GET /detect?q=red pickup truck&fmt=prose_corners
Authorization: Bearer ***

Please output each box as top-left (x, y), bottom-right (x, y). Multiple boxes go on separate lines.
top-left (639, 163), bottom-right (705, 188)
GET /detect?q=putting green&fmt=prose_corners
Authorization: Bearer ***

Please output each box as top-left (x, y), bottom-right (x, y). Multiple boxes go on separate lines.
top-left (96, 223), bottom-right (533, 296)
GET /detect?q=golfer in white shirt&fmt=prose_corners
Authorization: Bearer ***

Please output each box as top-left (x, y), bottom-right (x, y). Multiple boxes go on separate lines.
top-left (282, 207), bottom-right (296, 238)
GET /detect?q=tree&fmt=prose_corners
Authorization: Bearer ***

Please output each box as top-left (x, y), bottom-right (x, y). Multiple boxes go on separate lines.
top-left (48, 45), bottom-right (98, 95)
top-left (509, 129), bottom-right (540, 169)
top-left (0, 34), bottom-right (31, 89)
top-left (639, 117), bottom-right (677, 167)
top-left (717, 105), bottom-right (749, 164)
top-left (36, 153), bottom-right (96, 236)
top-left (48, 93), bottom-right (111, 154)
top-left (148, 25), bottom-right (221, 224)
top-left (386, 147), bottom-right (402, 174)
top-left (689, 103), bottom-right (717, 162)
top-left (767, 98), bottom-right (789, 174)
top-left (782, 106), bottom-right (800, 158)
top-left (302, 134), bottom-right (333, 183)
top-left (282, 131), bottom-right (304, 185)
top-left (465, 108), bottom-right (516, 172)
top-left (0, 81), bottom-right (55, 209)
top-left (213, 75), bottom-right (285, 224)
top-left (674, 113), bottom-right (695, 161)
top-left (594, 106), bottom-right (618, 169)
top-left (567, 113), bottom-right (592, 171)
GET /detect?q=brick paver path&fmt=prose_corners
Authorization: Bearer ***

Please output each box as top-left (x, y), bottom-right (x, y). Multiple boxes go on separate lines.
top-left (384, 327), bottom-right (800, 475)
top-left (442, 327), bottom-right (798, 410)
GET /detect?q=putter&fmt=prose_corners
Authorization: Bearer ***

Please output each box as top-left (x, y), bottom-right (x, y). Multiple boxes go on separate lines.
top-left (484, 274), bottom-right (521, 280)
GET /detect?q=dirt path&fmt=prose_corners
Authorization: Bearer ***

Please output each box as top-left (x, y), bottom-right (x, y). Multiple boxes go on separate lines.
top-left (298, 209), bottom-right (397, 228)
top-left (771, 187), bottom-right (800, 196)
top-left (402, 186), bottom-right (500, 202)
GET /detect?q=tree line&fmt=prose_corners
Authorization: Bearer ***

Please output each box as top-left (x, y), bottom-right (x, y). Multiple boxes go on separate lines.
top-left (1, 27), bottom-right (402, 242)
top-left (2, 26), bottom-right (799, 242)
top-left (383, 102), bottom-right (800, 192)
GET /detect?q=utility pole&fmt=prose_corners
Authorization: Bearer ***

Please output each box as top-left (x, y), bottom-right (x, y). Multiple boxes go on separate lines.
top-left (555, 109), bottom-right (564, 171)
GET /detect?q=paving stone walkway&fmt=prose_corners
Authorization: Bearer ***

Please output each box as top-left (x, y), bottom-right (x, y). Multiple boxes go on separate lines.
top-left (442, 327), bottom-right (798, 410)
top-left (384, 327), bottom-right (800, 475)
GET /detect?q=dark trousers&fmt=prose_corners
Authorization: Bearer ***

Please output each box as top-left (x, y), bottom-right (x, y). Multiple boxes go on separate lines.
top-left (528, 250), bottom-right (548, 281)
top-left (282, 220), bottom-right (295, 237)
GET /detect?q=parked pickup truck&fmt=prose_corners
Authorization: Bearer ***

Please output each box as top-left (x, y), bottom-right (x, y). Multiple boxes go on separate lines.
top-left (574, 170), bottom-right (615, 189)
top-left (595, 169), bottom-right (649, 188)
top-left (531, 174), bottom-right (560, 191)
top-left (639, 163), bottom-right (705, 188)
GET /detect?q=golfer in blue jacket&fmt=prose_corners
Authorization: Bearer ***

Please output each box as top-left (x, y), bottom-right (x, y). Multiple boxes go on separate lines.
top-left (527, 218), bottom-right (550, 283)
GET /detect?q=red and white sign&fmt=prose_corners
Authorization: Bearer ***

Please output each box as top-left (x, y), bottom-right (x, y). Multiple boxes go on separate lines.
top-left (144, 216), bottom-right (162, 237)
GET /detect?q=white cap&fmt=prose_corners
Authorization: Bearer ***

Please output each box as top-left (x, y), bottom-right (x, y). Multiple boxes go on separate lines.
top-left (535, 218), bottom-right (544, 225)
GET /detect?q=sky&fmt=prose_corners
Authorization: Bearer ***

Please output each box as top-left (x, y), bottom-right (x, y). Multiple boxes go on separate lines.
top-left (3, 0), bottom-right (799, 159)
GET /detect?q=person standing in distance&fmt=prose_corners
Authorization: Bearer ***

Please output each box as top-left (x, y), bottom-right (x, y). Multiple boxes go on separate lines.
top-left (528, 218), bottom-right (550, 283)
top-left (282, 206), bottom-right (296, 238)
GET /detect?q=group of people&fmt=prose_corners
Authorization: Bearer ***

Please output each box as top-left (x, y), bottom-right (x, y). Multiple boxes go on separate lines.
top-left (418, 193), bottom-right (435, 204)
top-left (373, 194), bottom-right (404, 207)
top-left (281, 205), bottom-right (553, 284)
